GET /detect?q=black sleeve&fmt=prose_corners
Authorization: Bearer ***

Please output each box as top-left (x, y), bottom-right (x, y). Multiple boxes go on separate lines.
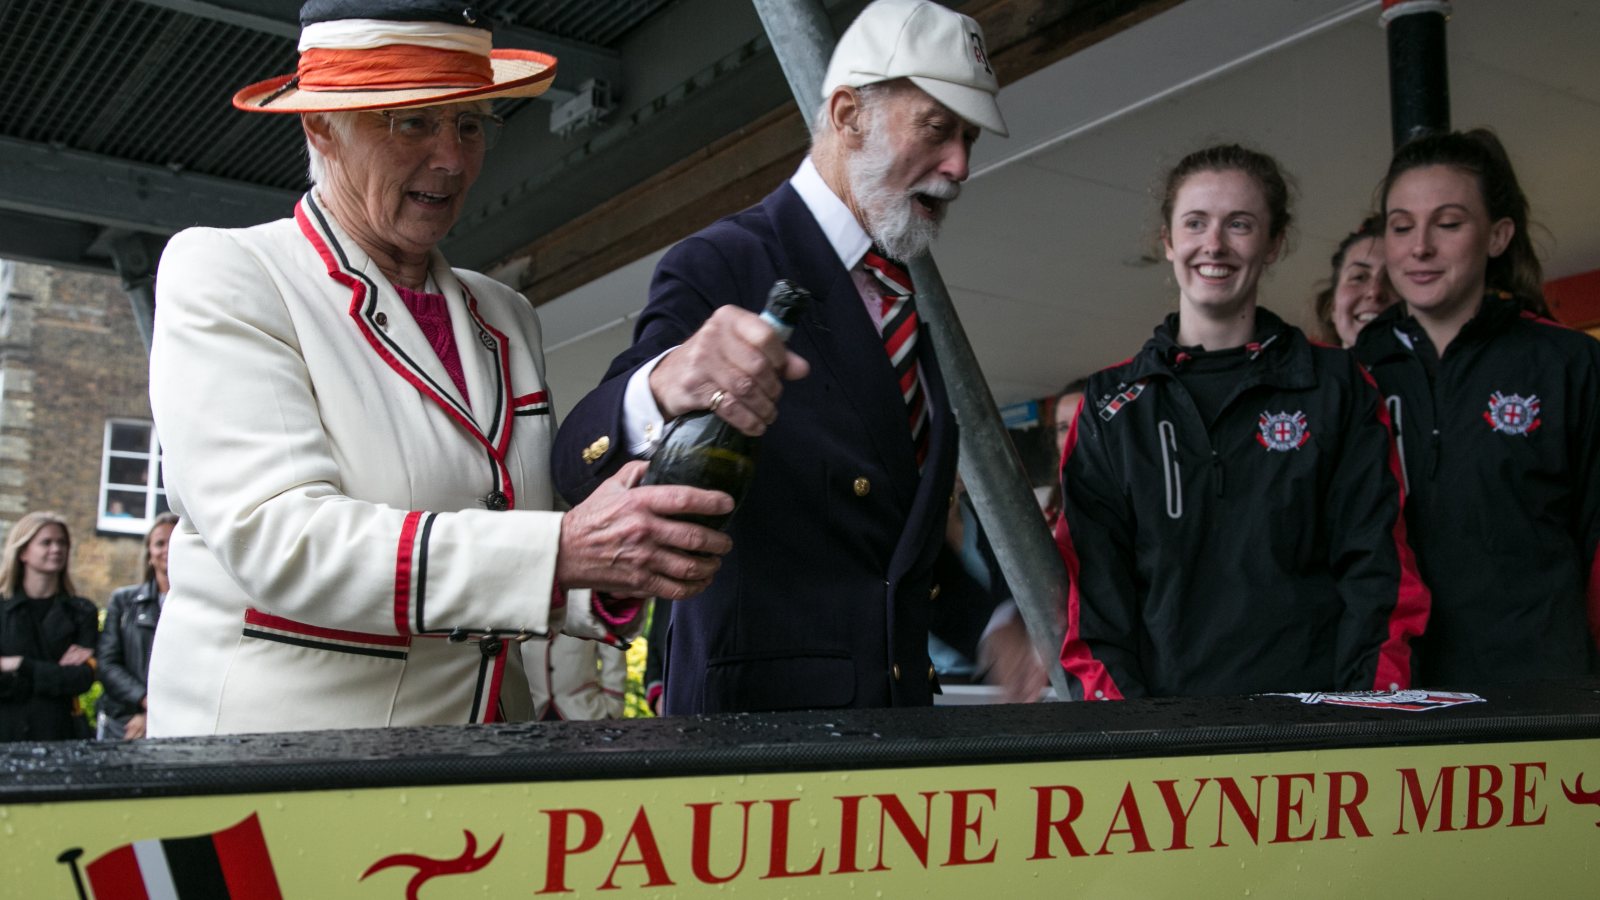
top-left (551, 235), bottom-right (737, 505)
top-left (1055, 395), bottom-right (1147, 699)
top-left (1326, 355), bottom-right (1429, 691)
top-left (97, 591), bottom-right (147, 709)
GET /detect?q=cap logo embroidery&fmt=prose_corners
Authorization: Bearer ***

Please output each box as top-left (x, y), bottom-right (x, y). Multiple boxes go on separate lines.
top-left (1483, 391), bottom-right (1541, 436)
top-left (1257, 410), bottom-right (1310, 452)
top-left (968, 31), bottom-right (992, 75)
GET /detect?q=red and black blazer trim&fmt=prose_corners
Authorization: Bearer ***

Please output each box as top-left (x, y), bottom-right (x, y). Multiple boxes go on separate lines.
top-left (513, 390), bottom-right (551, 417)
top-left (296, 195), bottom-right (517, 509)
top-left (241, 608), bottom-right (409, 660)
top-left (394, 511), bottom-right (553, 641)
top-left (395, 510), bottom-right (435, 636)
top-left (469, 647), bottom-right (507, 724)
top-left (461, 289), bottom-right (514, 455)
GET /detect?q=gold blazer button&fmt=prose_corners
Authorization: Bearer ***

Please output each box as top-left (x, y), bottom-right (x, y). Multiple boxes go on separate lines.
top-left (852, 477), bottom-right (871, 497)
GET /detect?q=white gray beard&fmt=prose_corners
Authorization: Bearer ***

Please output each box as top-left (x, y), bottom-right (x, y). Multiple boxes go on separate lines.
top-left (846, 131), bottom-right (958, 262)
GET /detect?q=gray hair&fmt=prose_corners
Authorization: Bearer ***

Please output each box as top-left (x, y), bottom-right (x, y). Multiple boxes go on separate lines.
top-left (811, 81), bottom-right (892, 145)
top-left (303, 111), bottom-right (361, 186)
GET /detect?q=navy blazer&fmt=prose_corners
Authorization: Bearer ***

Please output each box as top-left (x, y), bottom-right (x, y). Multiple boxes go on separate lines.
top-left (553, 181), bottom-right (960, 713)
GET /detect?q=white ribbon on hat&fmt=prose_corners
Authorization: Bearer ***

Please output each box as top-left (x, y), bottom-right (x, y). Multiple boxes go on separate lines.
top-left (299, 18), bottom-right (493, 56)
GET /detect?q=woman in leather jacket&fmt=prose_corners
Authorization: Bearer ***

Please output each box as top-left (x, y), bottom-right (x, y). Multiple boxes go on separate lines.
top-left (97, 512), bottom-right (176, 739)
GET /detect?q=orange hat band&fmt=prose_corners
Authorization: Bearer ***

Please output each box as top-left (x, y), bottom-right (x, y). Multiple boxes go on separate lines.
top-left (296, 45), bottom-right (492, 92)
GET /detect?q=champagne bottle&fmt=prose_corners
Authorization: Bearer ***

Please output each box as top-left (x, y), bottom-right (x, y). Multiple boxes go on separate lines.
top-left (641, 280), bottom-right (811, 529)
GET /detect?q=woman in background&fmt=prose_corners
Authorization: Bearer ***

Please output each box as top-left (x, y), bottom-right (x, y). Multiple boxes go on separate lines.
top-left (1313, 215), bottom-right (1393, 348)
top-left (0, 511), bottom-right (98, 741)
top-left (1056, 144), bottom-right (1427, 701)
top-left (97, 512), bottom-right (177, 739)
top-left (1354, 128), bottom-right (1599, 685)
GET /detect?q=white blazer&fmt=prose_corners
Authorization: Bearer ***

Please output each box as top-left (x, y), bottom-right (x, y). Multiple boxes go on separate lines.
top-left (147, 194), bottom-right (628, 736)
top-left (526, 634), bottom-right (627, 721)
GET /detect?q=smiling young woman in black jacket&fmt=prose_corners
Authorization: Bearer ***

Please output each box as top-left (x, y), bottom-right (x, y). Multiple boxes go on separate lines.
top-left (1055, 145), bottom-right (1429, 701)
top-left (1354, 129), bottom-right (1600, 686)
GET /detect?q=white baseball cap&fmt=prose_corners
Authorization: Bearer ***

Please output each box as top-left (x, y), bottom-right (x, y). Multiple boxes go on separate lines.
top-left (821, 0), bottom-right (1007, 137)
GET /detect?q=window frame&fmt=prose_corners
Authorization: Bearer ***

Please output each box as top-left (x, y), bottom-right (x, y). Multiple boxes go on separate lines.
top-left (97, 419), bottom-right (166, 535)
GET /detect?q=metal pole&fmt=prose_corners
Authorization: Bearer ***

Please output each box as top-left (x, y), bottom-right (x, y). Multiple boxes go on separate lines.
top-left (750, 0), bottom-right (837, 128)
top-left (907, 257), bottom-right (1072, 700)
top-left (1382, 0), bottom-right (1452, 149)
top-left (109, 233), bottom-right (159, 353)
top-left (752, 0), bottom-right (1072, 700)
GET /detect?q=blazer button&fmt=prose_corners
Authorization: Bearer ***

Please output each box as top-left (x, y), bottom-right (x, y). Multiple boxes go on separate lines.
top-left (484, 490), bottom-right (509, 511)
top-left (891, 663), bottom-right (902, 681)
top-left (375, 311), bottom-right (389, 328)
top-left (853, 477), bottom-right (871, 497)
top-left (929, 583), bottom-right (941, 601)
top-left (927, 664), bottom-right (936, 682)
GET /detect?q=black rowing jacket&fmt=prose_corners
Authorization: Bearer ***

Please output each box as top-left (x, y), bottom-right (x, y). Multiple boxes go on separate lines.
top-left (1353, 296), bottom-right (1600, 686)
top-left (1056, 309), bottom-right (1429, 700)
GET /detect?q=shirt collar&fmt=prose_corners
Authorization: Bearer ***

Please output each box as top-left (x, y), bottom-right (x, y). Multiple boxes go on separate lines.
top-left (790, 157), bottom-right (873, 271)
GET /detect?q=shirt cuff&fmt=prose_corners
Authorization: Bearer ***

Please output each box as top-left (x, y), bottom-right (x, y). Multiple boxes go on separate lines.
top-left (592, 593), bottom-right (646, 629)
top-left (623, 348), bottom-right (676, 457)
top-left (558, 588), bottom-right (647, 646)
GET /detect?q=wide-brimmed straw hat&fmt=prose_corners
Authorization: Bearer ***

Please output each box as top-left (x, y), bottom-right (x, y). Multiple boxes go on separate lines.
top-left (233, 0), bottom-right (556, 113)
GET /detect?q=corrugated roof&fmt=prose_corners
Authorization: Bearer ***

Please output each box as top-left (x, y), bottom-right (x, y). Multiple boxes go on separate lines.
top-left (0, 0), bottom-right (672, 192)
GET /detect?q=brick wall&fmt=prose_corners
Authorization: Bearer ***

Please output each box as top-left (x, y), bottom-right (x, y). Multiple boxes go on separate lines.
top-left (0, 260), bottom-right (151, 606)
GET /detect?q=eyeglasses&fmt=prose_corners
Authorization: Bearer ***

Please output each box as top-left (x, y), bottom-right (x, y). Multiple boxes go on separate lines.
top-left (376, 110), bottom-right (505, 149)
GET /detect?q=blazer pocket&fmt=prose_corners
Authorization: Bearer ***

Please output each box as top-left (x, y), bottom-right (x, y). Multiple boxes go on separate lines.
top-left (703, 651), bottom-right (855, 712)
top-left (216, 609), bottom-right (409, 733)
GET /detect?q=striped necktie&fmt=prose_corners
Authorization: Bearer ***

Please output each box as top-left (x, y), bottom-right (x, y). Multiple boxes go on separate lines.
top-left (862, 248), bottom-right (930, 471)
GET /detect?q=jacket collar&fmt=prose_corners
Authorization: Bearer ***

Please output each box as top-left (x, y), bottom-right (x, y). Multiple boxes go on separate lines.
top-left (294, 192), bottom-right (518, 476)
top-left (1, 589), bottom-right (64, 615)
top-left (1126, 307), bottom-right (1313, 390)
top-left (1355, 292), bottom-right (1522, 366)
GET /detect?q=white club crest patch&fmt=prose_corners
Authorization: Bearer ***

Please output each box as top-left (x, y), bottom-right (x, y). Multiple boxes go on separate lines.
top-left (1256, 410), bottom-right (1310, 452)
top-left (1483, 391), bottom-right (1541, 436)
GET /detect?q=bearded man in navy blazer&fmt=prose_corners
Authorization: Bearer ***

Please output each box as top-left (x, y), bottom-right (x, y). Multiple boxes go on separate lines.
top-left (553, 0), bottom-right (1008, 714)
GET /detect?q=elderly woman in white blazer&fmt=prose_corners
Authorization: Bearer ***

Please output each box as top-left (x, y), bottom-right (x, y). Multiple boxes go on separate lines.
top-left (145, 0), bottom-right (732, 737)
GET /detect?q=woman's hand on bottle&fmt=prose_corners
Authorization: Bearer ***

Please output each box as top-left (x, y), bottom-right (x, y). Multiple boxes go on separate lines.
top-left (649, 306), bottom-right (809, 435)
top-left (558, 461), bottom-right (734, 600)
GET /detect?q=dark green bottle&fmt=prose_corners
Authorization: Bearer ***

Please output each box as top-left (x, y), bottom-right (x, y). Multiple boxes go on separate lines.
top-left (641, 280), bottom-right (811, 529)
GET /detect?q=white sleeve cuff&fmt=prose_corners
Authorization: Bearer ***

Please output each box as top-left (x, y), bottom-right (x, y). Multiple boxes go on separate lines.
top-left (623, 348), bottom-right (675, 457)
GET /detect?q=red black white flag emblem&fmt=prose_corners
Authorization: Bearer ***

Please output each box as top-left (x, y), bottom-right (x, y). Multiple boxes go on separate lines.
top-left (60, 813), bottom-right (283, 899)
top-left (1096, 379), bottom-right (1149, 422)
